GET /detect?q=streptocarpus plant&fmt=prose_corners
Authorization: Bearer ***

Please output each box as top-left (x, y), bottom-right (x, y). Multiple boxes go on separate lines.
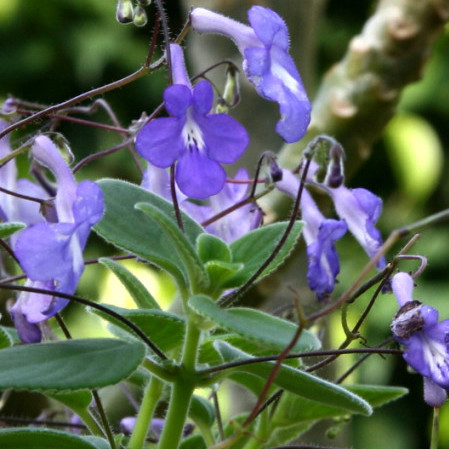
top-left (0, 2), bottom-right (449, 449)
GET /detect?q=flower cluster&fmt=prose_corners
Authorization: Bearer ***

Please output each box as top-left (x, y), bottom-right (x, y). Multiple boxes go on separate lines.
top-left (275, 153), bottom-right (385, 301)
top-left (391, 272), bottom-right (449, 406)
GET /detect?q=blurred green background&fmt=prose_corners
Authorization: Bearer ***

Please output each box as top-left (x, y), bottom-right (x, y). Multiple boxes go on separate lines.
top-left (1, 0), bottom-right (449, 448)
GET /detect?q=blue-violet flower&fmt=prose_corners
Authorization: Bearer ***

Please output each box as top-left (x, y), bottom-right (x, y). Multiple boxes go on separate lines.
top-left (190, 6), bottom-right (311, 143)
top-left (328, 185), bottom-right (386, 269)
top-left (391, 272), bottom-right (449, 404)
top-left (10, 135), bottom-right (104, 342)
top-left (276, 169), bottom-right (347, 300)
top-left (135, 43), bottom-right (249, 199)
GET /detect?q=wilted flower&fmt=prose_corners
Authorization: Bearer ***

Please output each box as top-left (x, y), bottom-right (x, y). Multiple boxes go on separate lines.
top-left (135, 44), bottom-right (249, 199)
top-left (190, 6), bottom-right (311, 143)
top-left (10, 135), bottom-right (104, 342)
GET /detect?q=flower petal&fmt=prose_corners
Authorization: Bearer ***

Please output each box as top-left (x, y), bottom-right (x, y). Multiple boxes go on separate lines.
top-left (176, 151), bottom-right (226, 199)
top-left (135, 117), bottom-right (184, 167)
top-left (197, 114), bottom-right (249, 164)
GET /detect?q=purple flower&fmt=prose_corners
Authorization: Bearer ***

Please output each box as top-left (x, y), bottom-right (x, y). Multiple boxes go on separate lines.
top-left (190, 6), bottom-right (311, 143)
top-left (328, 185), bottom-right (386, 269)
top-left (0, 118), bottom-right (45, 227)
top-left (391, 272), bottom-right (449, 399)
top-left (135, 44), bottom-right (249, 199)
top-left (10, 135), bottom-right (104, 342)
top-left (276, 169), bottom-right (347, 300)
top-left (141, 165), bottom-right (261, 243)
top-left (185, 168), bottom-right (263, 243)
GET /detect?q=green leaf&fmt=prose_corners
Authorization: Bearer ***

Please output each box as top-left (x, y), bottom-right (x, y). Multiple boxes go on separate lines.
top-left (261, 422), bottom-right (313, 449)
top-left (0, 221), bottom-right (25, 239)
top-left (204, 260), bottom-right (243, 293)
top-left (179, 434), bottom-right (207, 449)
top-left (94, 179), bottom-right (204, 289)
top-left (99, 257), bottom-right (160, 309)
top-left (89, 304), bottom-right (185, 353)
top-left (0, 326), bottom-right (13, 349)
top-left (189, 295), bottom-right (320, 352)
top-left (0, 338), bottom-right (145, 391)
top-left (46, 390), bottom-right (93, 413)
top-left (0, 326), bottom-right (19, 346)
top-left (345, 384), bottom-right (408, 407)
top-left (82, 436), bottom-right (111, 449)
top-left (224, 221), bottom-right (303, 288)
top-left (135, 202), bottom-right (208, 291)
top-left (263, 384), bottom-right (408, 447)
top-left (189, 395), bottom-right (215, 427)
top-left (199, 334), bottom-right (299, 368)
top-left (213, 341), bottom-right (372, 416)
top-left (0, 429), bottom-right (99, 449)
top-left (196, 234), bottom-right (231, 263)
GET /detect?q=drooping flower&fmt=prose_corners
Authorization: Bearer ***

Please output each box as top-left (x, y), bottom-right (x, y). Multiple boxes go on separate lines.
top-left (276, 169), bottom-right (347, 300)
top-left (391, 272), bottom-right (449, 404)
top-left (190, 6), bottom-right (311, 143)
top-left (10, 135), bottom-right (104, 342)
top-left (135, 43), bottom-right (249, 199)
top-left (328, 186), bottom-right (386, 270)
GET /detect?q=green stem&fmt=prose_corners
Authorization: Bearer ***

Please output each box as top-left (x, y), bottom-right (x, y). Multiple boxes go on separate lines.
top-left (430, 406), bottom-right (440, 449)
top-left (156, 317), bottom-right (202, 449)
top-left (182, 318), bottom-right (201, 371)
top-left (76, 408), bottom-right (106, 438)
top-left (128, 377), bottom-right (163, 449)
top-left (241, 410), bottom-right (269, 449)
top-left (156, 381), bottom-right (195, 449)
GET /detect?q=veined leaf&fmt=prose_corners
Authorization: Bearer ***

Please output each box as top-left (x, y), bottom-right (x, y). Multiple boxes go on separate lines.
top-left (89, 304), bottom-right (185, 353)
top-left (0, 429), bottom-right (101, 449)
top-left (136, 202), bottom-right (208, 291)
top-left (0, 338), bottom-right (145, 391)
top-left (223, 221), bottom-right (303, 288)
top-left (213, 341), bottom-right (372, 416)
top-left (94, 179), bottom-right (204, 289)
top-left (189, 295), bottom-right (320, 352)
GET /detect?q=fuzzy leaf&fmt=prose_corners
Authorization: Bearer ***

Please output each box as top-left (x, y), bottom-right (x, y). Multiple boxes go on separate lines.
top-left (94, 179), bottom-right (204, 289)
top-left (89, 304), bottom-right (185, 353)
top-left (0, 338), bottom-right (145, 391)
top-left (213, 341), bottom-right (372, 416)
top-left (0, 429), bottom-right (100, 449)
top-left (99, 257), bottom-right (160, 309)
top-left (223, 221), bottom-right (303, 287)
top-left (135, 202), bottom-right (208, 290)
top-left (189, 295), bottom-right (320, 352)
top-left (0, 221), bottom-right (25, 238)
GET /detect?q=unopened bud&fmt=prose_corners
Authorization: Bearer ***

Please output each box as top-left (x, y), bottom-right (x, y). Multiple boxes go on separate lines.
top-left (324, 140), bottom-right (345, 188)
top-left (116, 0), bottom-right (134, 24)
top-left (133, 5), bottom-right (148, 27)
top-left (222, 66), bottom-right (240, 108)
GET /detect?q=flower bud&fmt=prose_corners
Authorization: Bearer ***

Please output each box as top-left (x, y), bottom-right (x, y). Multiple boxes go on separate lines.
top-left (222, 66), bottom-right (240, 108)
top-left (116, 0), bottom-right (134, 24)
top-left (133, 5), bottom-right (148, 27)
